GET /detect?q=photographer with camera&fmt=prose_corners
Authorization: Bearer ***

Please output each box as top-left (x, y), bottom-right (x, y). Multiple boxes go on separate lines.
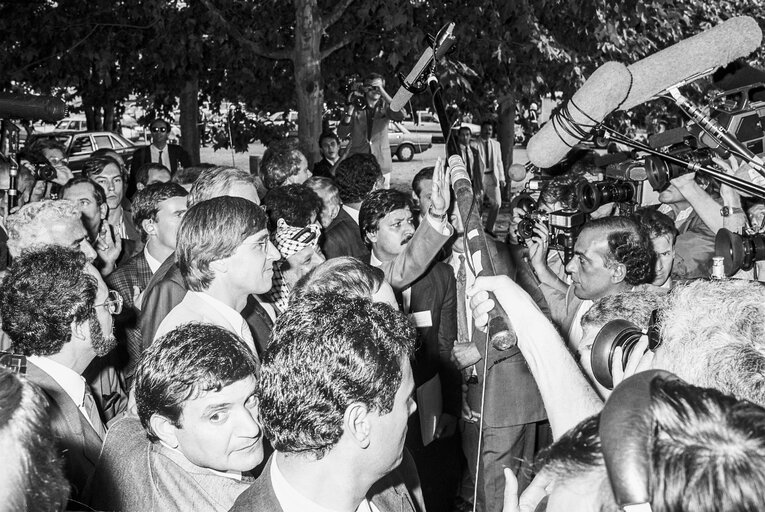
top-left (338, 73), bottom-right (404, 189)
top-left (631, 208), bottom-right (678, 289)
top-left (22, 138), bottom-right (74, 200)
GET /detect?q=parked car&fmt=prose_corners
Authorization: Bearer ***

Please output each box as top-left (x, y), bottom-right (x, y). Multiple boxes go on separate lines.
top-left (25, 131), bottom-right (137, 172)
top-left (388, 122), bottom-right (432, 161)
top-left (54, 116), bottom-right (87, 132)
top-left (402, 110), bottom-right (481, 142)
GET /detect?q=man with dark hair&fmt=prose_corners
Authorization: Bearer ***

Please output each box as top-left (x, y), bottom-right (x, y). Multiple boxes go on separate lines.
top-left (129, 118), bottom-right (191, 180)
top-left (360, 188), bottom-right (460, 511)
top-left (632, 208), bottom-right (678, 289)
top-left (260, 142), bottom-right (311, 190)
top-left (24, 137), bottom-right (74, 188)
top-left (230, 293), bottom-right (421, 511)
top-left (0, 366), bottom-right (70, 511)
top-left (61, 175), bottom-right (108, 244)
top-left (134, 162), bottom-right (172, 192)
top-left (458, 126), bottom-right (482, 197)
top-left (305, 176), bottom-right (342, 229)
top-left (90, 323), bottom-right (263, 511)
top-left (154, 196), bottom-right (280, 356)
top-left (338, 72), bottom-right (405, 187)
top-left (322, 153), bottom-right (383, 259)
top-left (475, 121), bottom-right (504, 236)
top-left (0, 246), bottom-right (120, 507)
top-left (410, 166), bottom-right (434, 219)
top-left (313, 131), bottom-right (340, 179)
top-left (262, 184), bottom-right (323, 233)
top-left (106, 182), bottom-right (188, 382)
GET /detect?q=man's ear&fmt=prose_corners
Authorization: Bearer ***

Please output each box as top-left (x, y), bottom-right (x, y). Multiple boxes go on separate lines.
top-left (209, 257), bottom-right (228, 274)
top-left (142, 219), bottom-right (156, 238)
top-left (410, 191), bottom-right (420, 207)
top-left (70, 319), bottom-right (89, 343)
top-left (150, 414), bottom-right (180, 448)
top-left (344, 402), bottom-right (371, 449)
top-left (610, 262), bottom-right (627, 284)
top-left (365, 229), bottom-right (378, 246)
top-left (328, 203), bottom-right (340, 221)
top-left (136, 183), bottom-right (146, 192)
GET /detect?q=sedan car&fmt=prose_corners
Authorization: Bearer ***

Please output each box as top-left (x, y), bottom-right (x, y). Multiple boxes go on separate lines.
top-left (25, 131), bottom-right (137, 172)
top-left (388, 122), bottom-right (433, 161)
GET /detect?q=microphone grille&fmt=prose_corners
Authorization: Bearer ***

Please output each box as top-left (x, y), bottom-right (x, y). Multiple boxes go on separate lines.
top-left (448, 154), bottom-right (469, 187)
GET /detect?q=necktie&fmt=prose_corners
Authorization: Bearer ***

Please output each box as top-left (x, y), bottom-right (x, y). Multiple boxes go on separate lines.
top-left (157, 149), bottom-right (163, 164)
top-left (484, 140), bottom-right (490, 167)
top-left (83, 387), bottom-right (107, 439)
top-left (456, 255), bottom-right (469, 344)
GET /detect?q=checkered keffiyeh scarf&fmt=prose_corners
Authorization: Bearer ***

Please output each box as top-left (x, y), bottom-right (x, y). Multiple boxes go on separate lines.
top-left (266, 219), bottom-right (322, 314)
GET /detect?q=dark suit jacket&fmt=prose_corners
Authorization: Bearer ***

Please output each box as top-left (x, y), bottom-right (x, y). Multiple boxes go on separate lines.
top-left (321, 207), bottom-right (370, 260)
top-left (312, 158), bottom-right (335, 179)
top-left (459, 145), bottom-right (482, 196)
top-left (140, 257), bottom-right (274, 357)
top-left (26, 361), bottom-right (103, 507)
top-left (129, 143), bottom-right (191, 176)
top-left (229, 455), bottom-right (419, 512)
top-left (106, 250), bottom-right (153, 380)
top-left (0, 224), bottom-right (10, 271)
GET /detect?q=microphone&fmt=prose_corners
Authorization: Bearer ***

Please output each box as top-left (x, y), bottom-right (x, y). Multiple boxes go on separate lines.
top-left (448, 154), bottom-right (517, 351)
top-left (619, 16), bottom-right (762, 110)
top-left (526, 62), bottom-right (632, 168)
top-left (0, 94), bottom-right (67, 123)
top-left (390, 23), bottom-right (455, 112)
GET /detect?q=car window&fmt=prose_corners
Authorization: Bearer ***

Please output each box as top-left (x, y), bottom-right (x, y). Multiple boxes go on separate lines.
top-left (71, 136), bottom-right (93, 155)
top-left (110, 135), bottom-right (127, 148)
top-left (94, 135), bottom-right (112, 149)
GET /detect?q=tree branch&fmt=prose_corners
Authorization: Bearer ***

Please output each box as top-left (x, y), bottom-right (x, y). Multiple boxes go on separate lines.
top-left (320, 30), bottom-right (359, 60)
top-left (200, 0), bottom-right (292, 61)
top-left (322, 0), bottom-right (357, 31)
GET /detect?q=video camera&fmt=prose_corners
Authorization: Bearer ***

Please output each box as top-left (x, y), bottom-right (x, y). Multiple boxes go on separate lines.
top-left (346, 82), bottom-right (371, 111)
top-left (715, 228), bottom-right (765, 276)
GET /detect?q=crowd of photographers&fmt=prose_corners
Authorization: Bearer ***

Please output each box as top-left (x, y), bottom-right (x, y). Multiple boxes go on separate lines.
top-left (2, 76), bottom-right (765, 512)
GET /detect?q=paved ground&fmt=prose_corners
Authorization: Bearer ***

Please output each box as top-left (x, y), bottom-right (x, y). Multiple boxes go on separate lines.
top-left (199, 142), bottom-right (530, 240)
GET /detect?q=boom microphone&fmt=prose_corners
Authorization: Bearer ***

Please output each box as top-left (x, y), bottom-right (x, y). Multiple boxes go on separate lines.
top-left (619, 16), bottom-right (762, 110)
top-left (0, 94), bottom-right (67, 123)
top-left (526, 62), bottom-right (632, 168)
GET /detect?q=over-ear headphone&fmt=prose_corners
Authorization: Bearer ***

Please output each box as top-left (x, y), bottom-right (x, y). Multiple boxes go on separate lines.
top-left (599, 369), bottom-right (679, 511)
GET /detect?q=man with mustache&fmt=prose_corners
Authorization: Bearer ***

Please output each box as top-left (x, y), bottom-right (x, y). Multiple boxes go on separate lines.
top-left (0, 246), bottom-right (120, 508)
top-left (359, 188), bottom-right (461, 511)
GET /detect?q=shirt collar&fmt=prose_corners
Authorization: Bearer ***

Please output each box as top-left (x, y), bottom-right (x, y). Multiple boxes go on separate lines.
top-left (190, 291), bottom-right (248, 337)
top-left (144, 246), bottom-right (163, 274)
top-left (27, 355), bottom-right (86, 407)
top-left (342, 205), bottom-right (360, 224)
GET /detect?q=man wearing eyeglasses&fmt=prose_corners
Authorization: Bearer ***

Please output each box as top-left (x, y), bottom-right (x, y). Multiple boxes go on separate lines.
top-left (129, 119), bottom-right (191, 187)
top-left (0, 246), bottom-right (121, 508)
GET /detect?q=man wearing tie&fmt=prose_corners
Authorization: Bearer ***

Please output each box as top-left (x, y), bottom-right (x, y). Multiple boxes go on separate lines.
top-left (0, 246), bottom-right (120, 508)
top-left (474, 121), bottom-right (505, 236)
top-left (129, 119), bottom-right (191, 195)
top-left (458, 126), bottom-right (482, 200)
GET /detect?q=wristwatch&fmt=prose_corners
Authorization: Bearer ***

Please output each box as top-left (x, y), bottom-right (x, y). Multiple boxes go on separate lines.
top-left (720, 206), bottom-right (744, 217)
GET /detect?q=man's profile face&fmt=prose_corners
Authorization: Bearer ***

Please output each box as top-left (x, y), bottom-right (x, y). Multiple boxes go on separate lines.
top-left (62, 183), bottom-right (105, 241)
top-left (416, 180), bottom-right (433, 218)
top-left (152, 196), bottom-right (187, 252)
top-left (289, 153), bottom-right (312, 185)
top-left (172, 375), bottom-right (264, 472)
top-left (369, 358), bottom-right (416, 474)
top-left (565, 227), bottom-right (619, 300)
top-left (85, 263), bottom-right (118, 356)
top-left (224, 229), bottom-right (280, 294)
top-left (368, 207), bottom-right (415, 261)
top-left (92, 163), bottom-right (124, 211)
top-left (41, 147), bottom-right (72, 180)
top-left (658, 183), bottom-right (685, 205)
top-left (282, 244), bottom-right (325, 287)
top-left (651, 234), bottom-right (674, 287)
top-left (147, 168), bottom-right (171, 186)
top-left (47, 218), bottom-right (98, 262)
top-left (320, 138), bottom-right (339, 161)
top-left (458, 129), bottom-right (471, 147)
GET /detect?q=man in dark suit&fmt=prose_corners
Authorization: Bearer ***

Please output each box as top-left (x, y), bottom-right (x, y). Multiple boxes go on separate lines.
top-left (230, 293), bottom-right (422, 512)
top-left (0, 247), bottom-right (120, 508)
top-left (129, 119), bottom-right (191, 187)
top-left (106, 182), bottom-right (187, 383)
top-left (361, 188), bottom-right (461, 511)
top-left (312, 131), bottom-right (340, 179)
top-left (458, 126), bottom-right (482, 198)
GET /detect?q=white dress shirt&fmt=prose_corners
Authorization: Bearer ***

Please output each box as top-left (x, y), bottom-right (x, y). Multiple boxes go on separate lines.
top-left (343, 204), bottom-right (360, 225)
top-left (143, 246), bottom-right (163, 274)
top-left (150, 144), bottom-right (171, 169)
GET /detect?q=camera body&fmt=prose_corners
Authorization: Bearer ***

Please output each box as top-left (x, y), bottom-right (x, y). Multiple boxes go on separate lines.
top-left (347, 82), bottom-right (370, 110)
top-left (517, 208), bottom-right (586, 264)
top-left (577, 160), bottom-right (653, 215)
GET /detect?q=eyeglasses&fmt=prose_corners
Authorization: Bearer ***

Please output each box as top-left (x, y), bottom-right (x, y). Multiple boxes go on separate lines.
top-left (290, 225), bottom-right (318, 244)
top-left (151, 127), bottom-right (168, 133)
top-left (94, 290), bottom-right (123, 315)
top-left (48, 157), bottom-right (68, 166)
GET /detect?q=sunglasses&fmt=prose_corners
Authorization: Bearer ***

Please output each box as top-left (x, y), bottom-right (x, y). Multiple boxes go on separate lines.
top-left (150, 127), bottom-right (168, 133)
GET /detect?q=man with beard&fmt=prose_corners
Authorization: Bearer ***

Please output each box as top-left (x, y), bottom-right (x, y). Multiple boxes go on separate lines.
top-left (0, 246), bottom-right (120, 508)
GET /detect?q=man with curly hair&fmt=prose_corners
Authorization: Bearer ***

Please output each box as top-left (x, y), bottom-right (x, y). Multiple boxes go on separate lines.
top-left (230, 293), bottom-right (423, 512)
top-left (0, 246), bottom-right (119, 507)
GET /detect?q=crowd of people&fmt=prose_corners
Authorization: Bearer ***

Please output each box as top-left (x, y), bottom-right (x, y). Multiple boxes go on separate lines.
top-left (2, 70), bottom-right (765, 512)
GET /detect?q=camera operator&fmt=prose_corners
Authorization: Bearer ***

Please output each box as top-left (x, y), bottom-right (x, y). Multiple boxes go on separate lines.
top-left (631, 208), bottom-right (678, 289)
top-left (337, 73), bottom-right (404, 189)
top-left (23, 138), bottom-right (74, 200)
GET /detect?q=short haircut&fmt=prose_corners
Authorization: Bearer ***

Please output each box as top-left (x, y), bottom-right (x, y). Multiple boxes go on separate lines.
top-left (363, 72), bottom-right (384, 86)
top-left (149, 118), bottom-right (171, 131)
top-left (186, 166), bottom-right (256, 207)
top-left (656, 279), bottom-right (765, 407)
top-left (539, 173), bottom-right (587, 210)
top-left (334, 154), bottom-right (382, 204)
top-left (260, 144), bottom-right (306, 190)
top-left (458, 126), bottom-right (471, 137)
top-left (263, 184), bottom-right (322, 232)
top-left (480, 120), bottom-right (494, 129)
top-left (260, 292), bottom-right (415, 458)
top-left (135, 163), bottom-right (171, 186)
top-left (318, 131), bottom-right (339, 146)
top-left (134, 323), bottom-right (260, 443)
top-left (176, 196), bottom-right (267, 291)
top-left (25, 138), bottom-right (66, 161)
top-left (359, 189), bottom-right (413, 248)
top-left (60, 175), bottom-right (107, 207)
top-left (411, 166), bottom-right (434, 197)
top-left (290, 257), bottom-right (385, 305)
top-left (304, 176), bottom-right (341, 208)
top-left (91, 148), bottom-right (124, 166)
top-left (583, 216), bottom-right (653, 286)
top-left (632, 207), bottom-right (679, 243)
top-left (131, 182), bottom-right (188, 241)
top-left (172, 164), bottom-right (214, 187)
top-left (581, 291), bottom-right (665, 334)
top-left (540, 377), bottom-right (765, 511)
top-left (0, 247), bottom-right (96, 356)
top-left (5, 199), bottom-right (82, 257)
top-left (83, 156), bottom-right (125, 179)
top-left (0, 367), bottom-right (69, 511)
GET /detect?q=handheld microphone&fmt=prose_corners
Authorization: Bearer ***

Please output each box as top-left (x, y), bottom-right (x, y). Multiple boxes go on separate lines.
top-left (526, 62), bottom-right (632, 168)
top-left (619, 16), bottom-right (762, 110)
top-left (449, 154), bottom-right (517, 350)
top-left (0, 94), bottom-right (67, 123)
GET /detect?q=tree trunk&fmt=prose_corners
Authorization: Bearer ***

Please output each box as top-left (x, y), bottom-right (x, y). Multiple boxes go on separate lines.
top-left (103, 103), bottom-right (115, 132)
top-left (293, 0), bottom-right (323, 166)
top-left (179, 77), bottom-right (201, 165)
top-left (498, 93), bottom-right (515, 200)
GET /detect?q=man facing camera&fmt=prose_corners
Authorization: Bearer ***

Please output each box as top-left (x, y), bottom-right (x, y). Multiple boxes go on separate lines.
top-left (89, 323), bottom-right (263, 511)
top-left (230, 293), bottom-right (422, 512)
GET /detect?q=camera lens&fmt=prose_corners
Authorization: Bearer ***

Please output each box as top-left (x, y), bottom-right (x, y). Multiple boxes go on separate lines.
top-left (591, 319), bottom-right (645, 390)
top-left (715, 228), bottom-right (765, 275)
top-left (516, 218), bottom-right (536, 242)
